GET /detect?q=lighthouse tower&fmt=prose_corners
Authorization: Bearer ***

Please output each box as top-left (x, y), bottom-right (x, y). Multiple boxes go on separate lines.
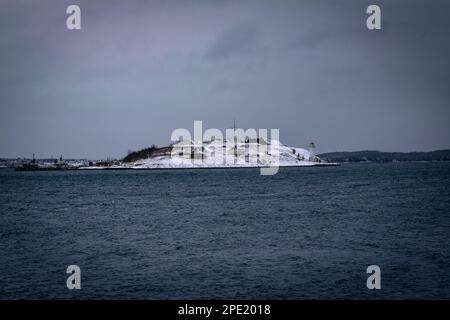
top-left (308, 142), bottom-right (316, 162)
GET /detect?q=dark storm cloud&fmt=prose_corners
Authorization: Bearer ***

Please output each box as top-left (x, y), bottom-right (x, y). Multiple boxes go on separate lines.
top-left (0, 0), bottom-right (449, 159)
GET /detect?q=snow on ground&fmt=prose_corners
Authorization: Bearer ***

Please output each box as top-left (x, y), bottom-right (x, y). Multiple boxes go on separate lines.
top-left (91, 139), bottom-right (335, 170)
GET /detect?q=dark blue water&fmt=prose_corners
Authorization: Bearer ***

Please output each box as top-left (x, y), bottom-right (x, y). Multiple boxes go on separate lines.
top-left (1, 163), bottom-right (450, 299)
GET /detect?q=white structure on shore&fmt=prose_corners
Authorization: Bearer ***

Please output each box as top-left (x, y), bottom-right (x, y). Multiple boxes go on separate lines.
top-left (308, 142), bottom-right (316, 162)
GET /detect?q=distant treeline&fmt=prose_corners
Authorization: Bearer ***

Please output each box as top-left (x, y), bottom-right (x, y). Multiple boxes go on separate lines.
top-left (318, 150), bottom-right (450, 163)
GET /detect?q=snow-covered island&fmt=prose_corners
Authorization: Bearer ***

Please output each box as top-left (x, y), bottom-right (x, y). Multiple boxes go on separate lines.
top-left (80, 138), bottom-right (338, 170)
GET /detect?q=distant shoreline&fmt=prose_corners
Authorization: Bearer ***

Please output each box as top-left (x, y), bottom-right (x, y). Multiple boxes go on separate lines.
top-left (2, 149), bottom-right (450, 168)
top-left (3, 161), bottom-right (450, 173)
top-left (318, 150), bottom-right (450, 163)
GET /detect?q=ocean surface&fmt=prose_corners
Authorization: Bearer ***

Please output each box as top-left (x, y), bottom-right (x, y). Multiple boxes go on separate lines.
top-left (1, 163), bottom-right (449, 299)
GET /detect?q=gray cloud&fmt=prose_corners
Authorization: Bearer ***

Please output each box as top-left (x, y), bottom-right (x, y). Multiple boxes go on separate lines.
top-left (0, 0), bottom-right (449, 159)
top-left (205, 25), bottom-right (260, 60)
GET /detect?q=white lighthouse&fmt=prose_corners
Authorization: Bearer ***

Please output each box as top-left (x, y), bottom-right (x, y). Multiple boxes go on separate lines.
top-left (309, 142), bottom-right (316, 162)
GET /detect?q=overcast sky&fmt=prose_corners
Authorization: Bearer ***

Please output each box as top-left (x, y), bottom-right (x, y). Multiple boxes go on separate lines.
top-left (1, 0), bottom-right (449, 159)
